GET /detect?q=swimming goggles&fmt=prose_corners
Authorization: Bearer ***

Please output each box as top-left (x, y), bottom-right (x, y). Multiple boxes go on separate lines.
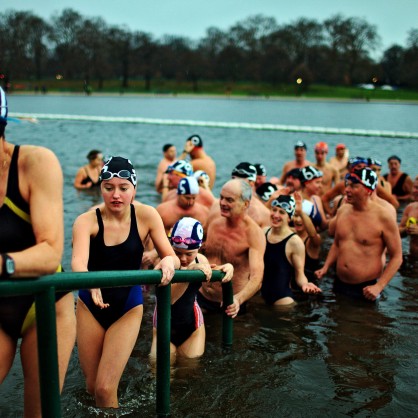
top-left (170, 236), bottom-right (202, 246)
top-left (271, 200), bottom-right (292, 211)
top-left (100, 169), bottom-right (132, 181)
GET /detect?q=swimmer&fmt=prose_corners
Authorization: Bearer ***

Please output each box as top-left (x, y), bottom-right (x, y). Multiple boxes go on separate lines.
top-left (399, 176), bottom-right (418, 256)
top-left (198, 179), bottom-right (266, 317)
top-left (72, 156), bottom-right (180, 408)
top-left (383, 155), bottom-right (413, 201)
top-left (313, 141), bottom-right (339, 196)
top-left (74, 149), bottom-right (103, 189)
top-left (329, 143), bottom-right (349, 180)
top-left (179, 134), bottom-right (216, 189)
top-left (155, 143), bottom-right (177, 193)
top-left (278, 141), bottom-right (312, 185)
top-left (316, 167), bottom-right (402, 301)
top-left (150, 217), bottom-right (233, 361)
top-left (261, 195), bottom-right (321, 306)
top-left (0, 86), bottom-right (76, 418)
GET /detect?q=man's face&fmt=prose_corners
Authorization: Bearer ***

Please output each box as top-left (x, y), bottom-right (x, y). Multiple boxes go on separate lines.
top-left (388, 159), bottom-right (400, 174)
top-left (219, 184), bottom-right (246, 218)
top-left (412, 180), bottom-right (418, 201)
top-left (165, 146), bottom-right (176, 160)
top-left (285, 175), bottom-right (301, 192)
top-left (336, 148), bottom-right (346, 158)
top-left (344, 180), bottom-right (369, 204)
top-left (168, 171), bottom-right (185, 188)
top-left (294, 147), bottom-right (306, 160)
top-left (178, 194), bottom-right (196, 209)
top-left (315, 149), bottom-right (327, 163)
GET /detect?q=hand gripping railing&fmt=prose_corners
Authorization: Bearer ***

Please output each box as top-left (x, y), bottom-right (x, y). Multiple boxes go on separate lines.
top-left (0, 269), bottom-right (233, 417)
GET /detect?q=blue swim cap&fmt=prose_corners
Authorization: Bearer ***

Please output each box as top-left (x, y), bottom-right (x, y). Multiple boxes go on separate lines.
top-left (177, 177), bottom-right (200, 195)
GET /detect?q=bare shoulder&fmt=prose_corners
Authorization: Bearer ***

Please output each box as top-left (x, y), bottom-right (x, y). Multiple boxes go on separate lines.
top-left (20, 145), bottom-right (61, 175)
top-left (73, 209), bottom-right (97, 229)
top-left (135, 202), bottom-right (159, 220)
top-left (196, 253), bottom-right (210, 264)
top-left (245, 216), bottom-right (265, 242)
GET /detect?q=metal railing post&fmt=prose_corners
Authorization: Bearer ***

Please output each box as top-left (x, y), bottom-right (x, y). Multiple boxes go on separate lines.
top-left (156, 283), bottom-right (171, 417)
top-left (35, 287), bottom-right (61, 418)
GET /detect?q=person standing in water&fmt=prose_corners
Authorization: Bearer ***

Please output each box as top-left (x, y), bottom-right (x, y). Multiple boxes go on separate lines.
top-left (73, 149), bottom-right (103, 189)
top-left (72, 156), bottom-right (180, 409)
top-left (0, 86), bottom-right (76, 418)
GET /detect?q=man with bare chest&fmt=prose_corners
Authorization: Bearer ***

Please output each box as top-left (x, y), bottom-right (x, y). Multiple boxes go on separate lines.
top-left (198, 179), bottom-right (266, 317)
top-left (316, 167), bottom-right (402, 301)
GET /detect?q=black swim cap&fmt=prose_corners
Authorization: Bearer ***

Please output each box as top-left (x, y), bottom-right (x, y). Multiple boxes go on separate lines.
top-left (256, 182), bottom-right (278, 202)
top-left (271, 195), bottom-right (296, 218)
top-left (300, 166), bottom-right (323, 184)
top-left (231, 162), bottom-right (257, 182)
top-left (254, 163), bottom-right (267, 176)
top-left (345, 167), bottom-right (378, 191)
top-left (187, 134), bottom-right (203, 147)
top-left (99, 156), bottom-right (137, 186)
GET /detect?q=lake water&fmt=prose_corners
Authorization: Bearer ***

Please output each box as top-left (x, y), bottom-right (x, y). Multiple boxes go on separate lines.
top-left (1, 94), bottom-right (418, 417)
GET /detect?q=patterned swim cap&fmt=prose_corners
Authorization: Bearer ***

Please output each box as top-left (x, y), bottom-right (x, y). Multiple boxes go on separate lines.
top-left (166, 160), bottom-right (193, 176)
top-left (99, 156), bottom-right (137, 186)
top-left (345, 167), bottom-right (378, 191)
top-left (0, 87), bottom-right (8, 126)
top-left (177, 177), bottom-right (200, 195)
top-left (300, 166), bottom-right (323, 184)
top-left (170, 217), bottom-right (204, 250)
top-left (271, 195), bottom-right (296, 218)
top-left (231, 162), bottom-right (257, 182)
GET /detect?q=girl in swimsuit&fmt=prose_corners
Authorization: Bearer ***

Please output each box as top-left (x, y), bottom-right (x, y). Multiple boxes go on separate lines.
top-left (150, 217), bottom-right (233, 361)
top-left (72, 156), bottom-right (180, 408)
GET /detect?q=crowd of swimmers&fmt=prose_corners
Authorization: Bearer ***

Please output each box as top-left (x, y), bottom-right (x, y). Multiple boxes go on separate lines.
top-left (1, 84), bottom-right (417, 415)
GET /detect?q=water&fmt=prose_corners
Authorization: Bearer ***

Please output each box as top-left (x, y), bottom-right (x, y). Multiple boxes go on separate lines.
top-left (1, 95), bottom-right (418, 417)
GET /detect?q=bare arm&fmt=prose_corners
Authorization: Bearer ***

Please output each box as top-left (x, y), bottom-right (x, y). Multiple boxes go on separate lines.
top-left (232, 225), bottom-right (266, 309)
top-left (363, 212), bottom-right (403, 300)
top-left (376, 183), bottom-right (400, 208)
top-left (321, 182), bottom-right (343, 216)
top-left (73, 166), bottom-right (91, 189)
top-left (3, 147), bottom-right (64, 278)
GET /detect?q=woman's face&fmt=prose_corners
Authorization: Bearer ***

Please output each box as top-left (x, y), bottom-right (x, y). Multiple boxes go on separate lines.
top-left (101, 178), bottom-right (135, 211)
top-left (172, 246), bottom-right (199, 267)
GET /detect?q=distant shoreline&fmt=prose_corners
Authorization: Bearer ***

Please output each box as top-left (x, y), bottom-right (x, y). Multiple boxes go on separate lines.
top-left (8, 90), bottom-right (418, 106)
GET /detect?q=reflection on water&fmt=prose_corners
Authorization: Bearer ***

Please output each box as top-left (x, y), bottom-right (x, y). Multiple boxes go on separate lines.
top-left (1, 97), bottom-right (417, 417)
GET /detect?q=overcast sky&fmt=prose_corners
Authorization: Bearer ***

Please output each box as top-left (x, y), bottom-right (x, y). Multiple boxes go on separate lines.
top-left (9, 0), bottom-right (418, 57)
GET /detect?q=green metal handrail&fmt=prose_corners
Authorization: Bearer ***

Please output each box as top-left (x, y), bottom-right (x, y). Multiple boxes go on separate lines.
top-left (0, 270), bottom-right (233, 417)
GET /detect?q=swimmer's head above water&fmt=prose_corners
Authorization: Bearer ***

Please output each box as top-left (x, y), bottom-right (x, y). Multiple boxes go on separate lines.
top-left (271, 195), bottom-right (296, 218)
top-left (345, 167), bottom-right (378, 192)
top-left (169, 217), bottom-right (203, 250)
top-left (99, 156), bottom-right (137, 186)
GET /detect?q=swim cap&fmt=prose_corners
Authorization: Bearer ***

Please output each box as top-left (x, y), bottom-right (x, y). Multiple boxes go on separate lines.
top-left (193, 170), bottom-right (210, 183)
top-left (336, 143), bottom-right (346, 150)
top-left (187, 134), bottom-right (203, 147)
top-left (177, 176), bottom-right (200, 195)
top-left (99, 156), bottom-right (137, 186)
top-left (387, 155), bottom-right (401, 163)
top-left (166, 160), bottom-right (193, 176)
top-left (294, 141), bottom-right (307, 150)
top-left (406, 217), bottom-right (417, 227)
top-left (348, 156), bottom-right (369, 169)
top-left (256, 182), bottom-right (278, 202)
top-left (368, 158), bottom-right (382, 167)
top-left (254, 163), bottom-right (267, 176)
top-left (300, 166), bottom-right (323, 184)
top-left (231, 162), bottom-right (257, 182)
top-left (315, 142), bottom-right (328, 152)
top-left (0, 87), bottom-right (8, 126)
top-left (345, 167), bottom-right (378, 191)
top-left (285, 168), bottom-right (302, 180)
top-left (271, 195), bottom-right (296, 218)
top-left (170, 217), bottom-right (204, 250)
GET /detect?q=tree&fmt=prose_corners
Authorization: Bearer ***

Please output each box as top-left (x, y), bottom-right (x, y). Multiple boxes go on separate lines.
top-left (381, 45), bottom-right (404, 85)
top-left (323, 15), bottom-right (380, 85)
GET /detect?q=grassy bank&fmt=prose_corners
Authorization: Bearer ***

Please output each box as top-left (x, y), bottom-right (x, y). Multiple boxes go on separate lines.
top-left (8, 79), bottom-right (418, 102)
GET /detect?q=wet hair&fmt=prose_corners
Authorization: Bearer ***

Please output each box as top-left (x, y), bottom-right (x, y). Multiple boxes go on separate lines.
top-left (86, 149), bottom-right (102, 161)
top-left (387, 155), bottom-right (401, 164)
top-left (163, 143), bottom-right (174, 152)
top-left (238, 179), bottom-right (252, 203)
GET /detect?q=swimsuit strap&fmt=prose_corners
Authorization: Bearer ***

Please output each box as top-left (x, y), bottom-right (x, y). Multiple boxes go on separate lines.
top-left (265, 227), bottom-right (272, 237)
top-left (95, 208), bottom-right (105, 236)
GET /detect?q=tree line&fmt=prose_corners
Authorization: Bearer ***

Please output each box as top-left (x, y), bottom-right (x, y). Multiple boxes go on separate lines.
top-left (1, 8), bottom-right (418, 91)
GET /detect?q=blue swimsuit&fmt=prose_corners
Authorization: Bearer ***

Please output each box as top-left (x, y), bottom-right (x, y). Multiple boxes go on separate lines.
top-left (78, 205), bottom-right (144, 330)
top-left (261, 230), bottom-right (296, 304)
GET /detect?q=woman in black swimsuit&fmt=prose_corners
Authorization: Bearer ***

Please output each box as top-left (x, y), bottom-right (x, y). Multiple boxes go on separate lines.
top-left (73, 149), bottom-right (103, 189)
